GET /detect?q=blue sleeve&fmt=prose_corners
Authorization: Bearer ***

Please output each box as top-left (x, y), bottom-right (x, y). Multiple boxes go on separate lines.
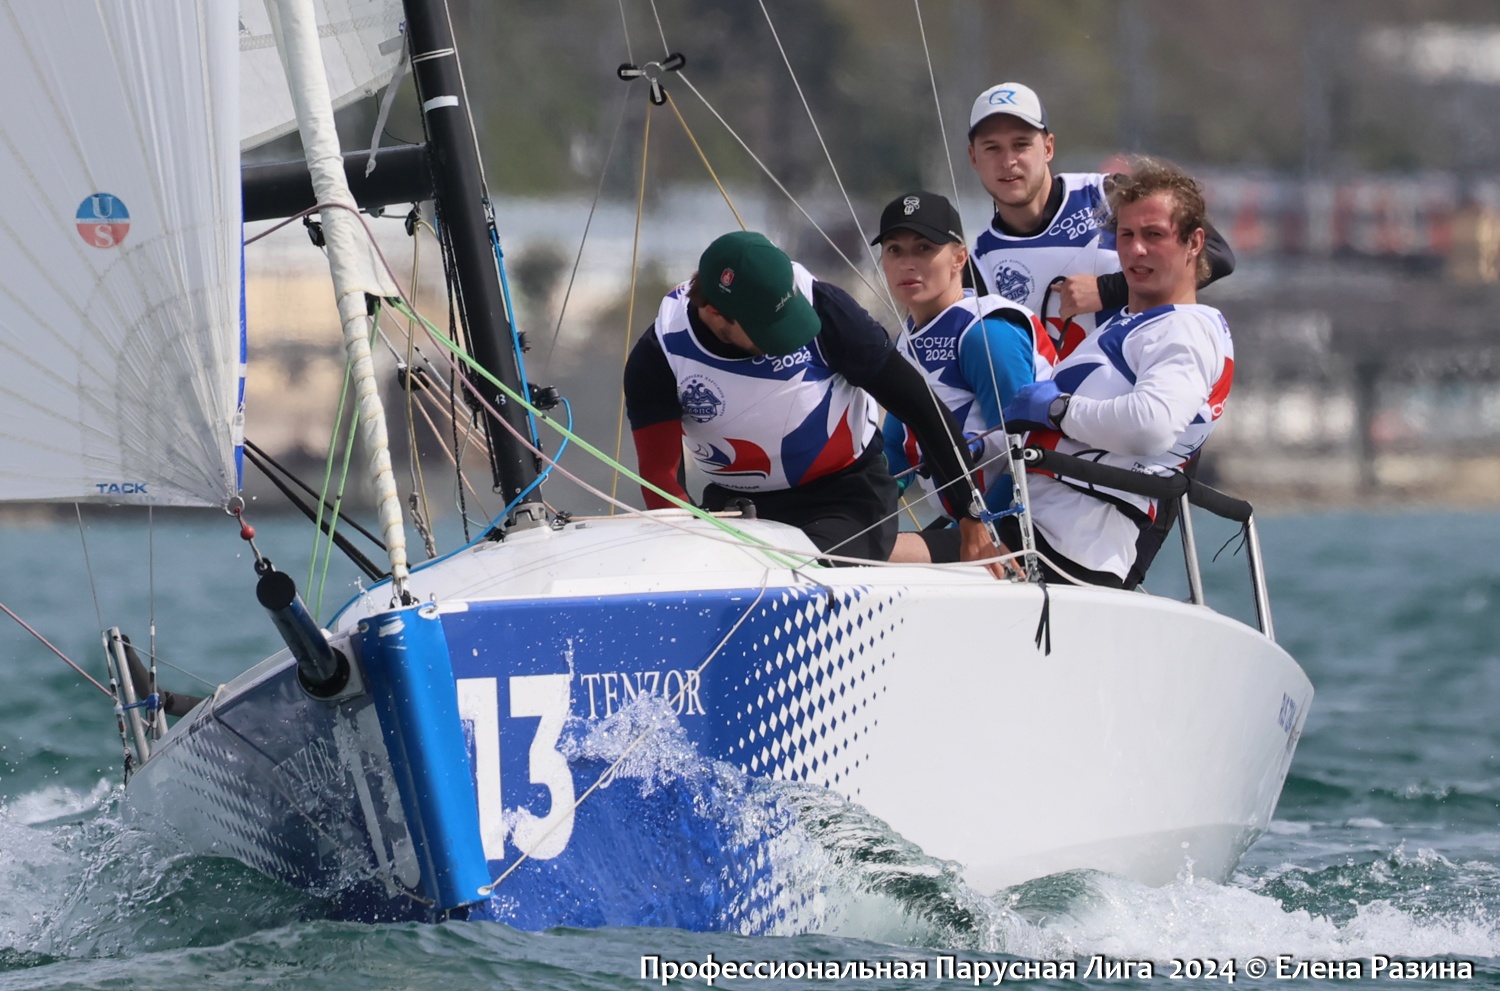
top-left (882, 411), bottom-right (913, 491)
top-left (958, 313), bottom-right (1035, 431)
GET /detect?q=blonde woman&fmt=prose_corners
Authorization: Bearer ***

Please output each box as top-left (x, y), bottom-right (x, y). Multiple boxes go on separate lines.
top-left (875, 191), bottom-right (1054, 565)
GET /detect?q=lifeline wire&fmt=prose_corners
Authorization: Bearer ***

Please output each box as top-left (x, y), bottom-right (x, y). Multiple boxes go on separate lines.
top-left (0, 600), bottom-right (112, 697)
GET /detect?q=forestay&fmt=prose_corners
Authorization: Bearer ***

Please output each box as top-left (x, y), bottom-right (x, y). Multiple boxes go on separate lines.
top-left (239, 0), bottom-right (406, 152)
top-left (0, 2), bottom-right (244, 507)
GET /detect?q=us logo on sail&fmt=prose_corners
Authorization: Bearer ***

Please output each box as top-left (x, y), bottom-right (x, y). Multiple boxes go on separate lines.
top-left (76, 193), bottom-right (130, 248)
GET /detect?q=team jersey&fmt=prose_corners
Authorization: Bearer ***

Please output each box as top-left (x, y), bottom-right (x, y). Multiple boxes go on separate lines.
top-left (884, 292), bottom-right (1052, 512)
top-left (972, 172), bottom-right (1121, 354)
top-left (651, 264), bottom-right (876, 493)
top-left (1024, 303), bottom-right (1234, 578)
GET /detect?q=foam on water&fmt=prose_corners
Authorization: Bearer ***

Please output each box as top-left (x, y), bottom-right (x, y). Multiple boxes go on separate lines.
top-left (507, 692), bottom-right (1500, 963)
top-left (5, 779), bottom-right (113, 826)
top-left (1015, 858), bottom-right (1500, 963)
top-left (0, 786), bottom-right (319, 969)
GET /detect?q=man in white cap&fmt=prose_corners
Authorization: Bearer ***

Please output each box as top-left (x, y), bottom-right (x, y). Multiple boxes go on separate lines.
top-left (966, 82), bottom-right (1235, 357)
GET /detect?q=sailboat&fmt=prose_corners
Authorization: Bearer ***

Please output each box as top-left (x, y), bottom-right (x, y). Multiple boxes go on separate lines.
top-left (0, 0), bottom-right (1312, 931)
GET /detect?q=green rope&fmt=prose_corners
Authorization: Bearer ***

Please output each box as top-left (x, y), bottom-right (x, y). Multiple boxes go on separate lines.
top-left (310, 306), bottom-right (386, 620)
top-left (388, 298), bottom-right (808, 569)
top-left (309, 333), bottom-right (357, 602)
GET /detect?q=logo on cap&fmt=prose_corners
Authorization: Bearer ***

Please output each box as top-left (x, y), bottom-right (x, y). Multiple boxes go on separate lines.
top-left (719, 268), bottom-right (735, 290)
top-left (902, 196), bottom-right (920, 216)
top-left (988, 89), bottom-right (1019, 106)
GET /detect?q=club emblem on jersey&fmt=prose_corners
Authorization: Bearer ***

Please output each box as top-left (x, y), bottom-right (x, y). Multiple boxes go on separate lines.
top-left (76, 193), bottom-right (130, 248)
top-left (991, 260), bottom-right (1034, 305)
top-left (680, 375), bottom-right (727, 423)
top-left (693, 438), bottom-right (772, 481)
top-left (719, 267), bottom-right (735, 290)
top-left (902, 196), bottom-right (920, 215)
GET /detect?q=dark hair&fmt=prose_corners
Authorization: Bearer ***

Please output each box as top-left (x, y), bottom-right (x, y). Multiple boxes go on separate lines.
top-left (686, 272), bottom-right (704, 309)
top-left (1107, 157), bottom-right (1210, 283)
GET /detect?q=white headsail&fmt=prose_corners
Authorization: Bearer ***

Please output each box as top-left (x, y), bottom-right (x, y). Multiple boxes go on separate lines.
top-left (240, 0), bottom-right (406, 152)
top-left (0, 2), bottom-right (244, 507)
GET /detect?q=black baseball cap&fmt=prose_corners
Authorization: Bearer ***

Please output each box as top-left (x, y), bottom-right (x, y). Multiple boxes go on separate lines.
top-left (871, 192), bottom-right (964, 246)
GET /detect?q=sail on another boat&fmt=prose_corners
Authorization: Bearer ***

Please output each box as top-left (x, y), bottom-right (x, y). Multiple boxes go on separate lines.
top-left (0, 2), bottom-right (243, 507)
top-left (238, 0), bottom-right (406, 152)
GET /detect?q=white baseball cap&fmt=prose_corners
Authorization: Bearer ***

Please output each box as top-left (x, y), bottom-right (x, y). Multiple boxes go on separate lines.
top-left (968, 82), bottom-right (1048, 136)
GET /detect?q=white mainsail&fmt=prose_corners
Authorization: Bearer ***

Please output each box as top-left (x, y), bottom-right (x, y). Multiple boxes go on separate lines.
top-left (0, 2), bottom-right (244, 507)
top-left (240, 0), bottom-right (406, 152)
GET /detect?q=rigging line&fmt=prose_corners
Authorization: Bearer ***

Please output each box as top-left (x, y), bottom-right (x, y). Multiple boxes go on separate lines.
top-left (308, 326), bottom-right (360, 599)
top-left (0, 600), bottom-right (112, 698)
top-left (243, 447), bottom-right (387, 583)
top-left (645, 0), bottom-right (671, 54)
top-left (73, 504), bottom-right (103, 632)
top-left (540, 84), bottom-right (632, 377)
top-left (377, 312), bottom-right (1030, 582)
top-left (663, 92), bottom-right (745, 229)
top-left (674, 71), bottom-right (893, 312)
top-left (394, 300), bottom-right (800, 564)
top-left (914, 0), bottom-right (961, 207)
top-left (973, 307), bottom-right (1037, 552)
top-left (370, 346), bottom-right (1034, 581)
top-left (407, 383), bottom-right (494, 517)
top-left (899, 493), bottom-right (923, 528)
top-left (147, 503), bottom-right (156, 691)
top-left (404, 219), bottom-right (437, 559)
top-left (244, 440), bottom-right (387, 550)
top-left (754, 0), bottom-right (893, 313)
top-left (316, 313), bottom-right (382, 621)
top-left (249, 202), bottom-right (766, 555)
top-left (124, 644), bottom-right (218, 691)
top-left (616, 0), bottom-right (634, 65)
top-left (610, 102), bottom-right (655, 514)
top-left (481, 575), bottom-right (772, 895)
top-left (782, 399), bottom-right (996, 574)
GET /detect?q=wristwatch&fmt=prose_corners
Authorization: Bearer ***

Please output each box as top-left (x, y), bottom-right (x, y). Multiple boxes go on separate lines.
top-left (1047, 392), bottom-right (1072, 430)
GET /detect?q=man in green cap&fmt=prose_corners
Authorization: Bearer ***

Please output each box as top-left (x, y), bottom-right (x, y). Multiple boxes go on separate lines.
top-left (625, 230), bottom-right (1002, 573)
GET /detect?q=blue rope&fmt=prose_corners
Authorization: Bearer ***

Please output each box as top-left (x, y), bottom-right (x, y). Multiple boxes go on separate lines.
top-left (490, 229), bottom-right (541, 448)
top-left (494, 395), bottom-right (571, 522)
top-left (121, 693), bottom-right (159, 713)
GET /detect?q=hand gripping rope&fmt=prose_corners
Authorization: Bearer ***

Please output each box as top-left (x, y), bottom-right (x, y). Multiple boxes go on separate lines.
top-left (617, 52), bottom-right (685, 105)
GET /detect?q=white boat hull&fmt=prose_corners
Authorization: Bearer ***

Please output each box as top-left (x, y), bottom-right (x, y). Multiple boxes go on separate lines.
top-left (125, 514), bottom-right (1310, 929)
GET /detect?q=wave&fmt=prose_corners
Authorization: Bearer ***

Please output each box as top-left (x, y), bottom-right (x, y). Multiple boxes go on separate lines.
top-left (5, 698), bottom-right (1498, 979)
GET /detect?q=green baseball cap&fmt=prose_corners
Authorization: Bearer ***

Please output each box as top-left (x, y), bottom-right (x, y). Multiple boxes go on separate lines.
top-left (697, 231), bottom-right (820, 355)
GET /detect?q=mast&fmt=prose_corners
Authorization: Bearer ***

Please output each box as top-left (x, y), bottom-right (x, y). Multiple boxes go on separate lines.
top-left (401, 0), bottom-right (544, 523)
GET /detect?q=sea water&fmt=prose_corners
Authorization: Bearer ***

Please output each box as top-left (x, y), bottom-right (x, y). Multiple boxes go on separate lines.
top-left (0, 509), bottom-right (1497, 989)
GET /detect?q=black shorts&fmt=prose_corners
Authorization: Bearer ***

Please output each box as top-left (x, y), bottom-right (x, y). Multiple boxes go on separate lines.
top-left (702, 445), bottom-right (898, 565)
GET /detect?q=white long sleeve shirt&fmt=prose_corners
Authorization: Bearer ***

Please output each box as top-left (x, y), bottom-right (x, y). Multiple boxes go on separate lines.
top-left (1026, 304), bottom-right (1234, 578)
